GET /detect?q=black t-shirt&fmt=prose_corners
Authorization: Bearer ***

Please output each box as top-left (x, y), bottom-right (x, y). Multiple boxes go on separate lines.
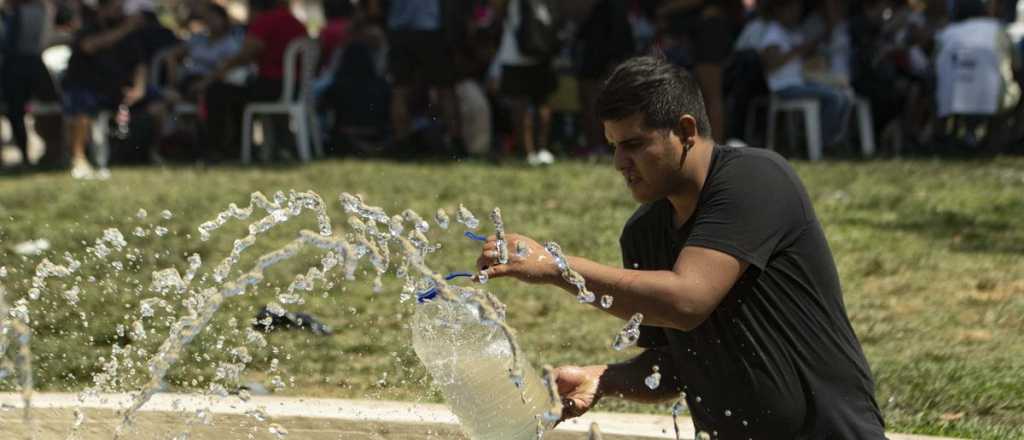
top-left (620, 145), bottom-right (886, 439)
top-left (63, 14), bottom-right (146, 97)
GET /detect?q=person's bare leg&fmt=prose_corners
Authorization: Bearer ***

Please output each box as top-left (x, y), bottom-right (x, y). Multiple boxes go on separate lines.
top-left (390, 85), bottom-right (411, 141)
top-left (695, 63), bottom-right (725, 144)
top-left (537, 104), bottom-right (552, 151)
top-left (68, 115), bottom-right (91, 163)
top-left (521, 104), bottom-right (536, 156)
top-left (147, 102), bottom-right (169, 162)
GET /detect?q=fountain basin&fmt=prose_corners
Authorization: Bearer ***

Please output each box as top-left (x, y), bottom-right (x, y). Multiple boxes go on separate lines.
top-left (0, 393), bottom-right (680, 439)
top-left (0, 393), bottom-right (963, 440)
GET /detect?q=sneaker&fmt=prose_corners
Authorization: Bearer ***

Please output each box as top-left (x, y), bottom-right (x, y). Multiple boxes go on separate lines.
top-left (536, 148), bottom-right (556, 165)
top-left (526, 152), bottom-right (543, 166)
top-left (70, 157), bottom-right (94, 179)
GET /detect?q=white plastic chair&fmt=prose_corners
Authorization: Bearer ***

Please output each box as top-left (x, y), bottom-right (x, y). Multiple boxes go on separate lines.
top-left (240, 38), bottom-right (323, 163)
top-left (761, 94), bottom-right (876, 161)
top-left (149, 47), bottom-right (200, 118)
top-left (854, 96), bottom-right (876, 157)
top-left (767, 96), bottom-right (824, 161)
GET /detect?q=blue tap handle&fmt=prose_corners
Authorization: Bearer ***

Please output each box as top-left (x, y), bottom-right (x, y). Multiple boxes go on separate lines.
top-left (464, 231), bottom-right (487, 242)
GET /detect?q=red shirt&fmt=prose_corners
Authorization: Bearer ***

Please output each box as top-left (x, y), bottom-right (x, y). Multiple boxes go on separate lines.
top-left (247, 6), bottom-right (308, 79)
top-left (319, 18), bottom-right (353, 64)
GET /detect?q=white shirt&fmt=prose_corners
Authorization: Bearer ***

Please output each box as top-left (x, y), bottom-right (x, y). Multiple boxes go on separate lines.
top-left (735, 18), bottom-right (769, 51)
top-left (935, 18), bottom-right (1021, 116)
top-left (758, 21), bottom-right (804, 91)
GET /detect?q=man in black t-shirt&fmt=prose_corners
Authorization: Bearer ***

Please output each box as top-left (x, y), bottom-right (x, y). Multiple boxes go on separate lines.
top-left (474, 56), bottom-right (886, 438)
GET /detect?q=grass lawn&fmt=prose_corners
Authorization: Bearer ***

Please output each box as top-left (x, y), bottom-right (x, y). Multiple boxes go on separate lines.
top-left (0, 156), bottom-right (1022, 439)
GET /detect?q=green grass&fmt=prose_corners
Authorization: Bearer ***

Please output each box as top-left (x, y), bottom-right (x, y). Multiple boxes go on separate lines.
top-left (1, 157), bottom-right (1022, 439)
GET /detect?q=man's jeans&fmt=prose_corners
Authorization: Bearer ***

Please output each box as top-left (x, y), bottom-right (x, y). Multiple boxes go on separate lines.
top-left (775, 82), bottom-right (853, 145)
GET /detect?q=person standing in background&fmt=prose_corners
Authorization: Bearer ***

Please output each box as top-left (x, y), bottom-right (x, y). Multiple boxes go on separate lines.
top-left (491, 0), bottom-right (559, 166)
top-left (577, 0), bottom-right (635, 155)
top-left (2, 0), bottom-right (59, 170)
top-left (377, 0), bottom-right (464, 155)
top-left (656, 0), bottom-right (744, 144)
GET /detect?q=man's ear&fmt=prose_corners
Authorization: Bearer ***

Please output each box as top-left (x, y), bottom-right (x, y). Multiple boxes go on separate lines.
top-left (676, 114), bottom-right (699, 151)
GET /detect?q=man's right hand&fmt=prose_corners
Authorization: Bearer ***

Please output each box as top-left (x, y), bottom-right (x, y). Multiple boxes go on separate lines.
top-left (553, 365), bottom-right (606, 423)
top-left (475, 233), bottom-right (560, 284)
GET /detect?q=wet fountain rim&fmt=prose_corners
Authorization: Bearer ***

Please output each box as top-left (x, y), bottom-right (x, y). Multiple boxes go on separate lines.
top-left (0, 392), bottom-right (675, 438)
top-left (0, 392), bottom-right (963, 440)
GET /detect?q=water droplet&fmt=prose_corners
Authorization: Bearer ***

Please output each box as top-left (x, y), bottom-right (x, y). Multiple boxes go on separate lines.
top-left (695, 395), bottom-right (702, 403)
top-left (277, 293), bottom-right (303, 305)
top-left (372, 276), bottom-right (384, 293)
top-left (477, 271), bottom-right (489, 284)
top-left (130, 320), bottom-right (147, 340)
top-left (63, 286), bottom-right (81, 305)
top-left (515, 240), bottom-right (530, 258)
top-left (434, 208), bottom-right (450, 229)
top-left (154, 226), bottom-right (169, 237)
top-left (0, 267), bottom-right (6, 278)
top-left (160, 210), bottom-right (174, 220)
top-left (600, 295), bottom-right (614, 308)
top-left (644, 365), bottom-right (661, 390)
top-left (136, 209), bottom-right (148, 219)
top-left (456, 204), bottom-right (479, 229)
top-left (725, 409), bottom-right (732, 417)
top-left (697, 432), bottom-right (711, 440)
top-left (612, 313), bottom-right (644, 351)
top-left (742, 419), bottom-right (749, 427)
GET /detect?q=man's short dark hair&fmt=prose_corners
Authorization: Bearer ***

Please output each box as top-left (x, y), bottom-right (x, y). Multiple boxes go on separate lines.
top-left (596, 56), bottom-right (713, 137)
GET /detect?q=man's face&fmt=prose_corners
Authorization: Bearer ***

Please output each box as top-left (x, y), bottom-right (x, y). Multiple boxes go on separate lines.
top-left (605, 114), bottom-right (686, 203)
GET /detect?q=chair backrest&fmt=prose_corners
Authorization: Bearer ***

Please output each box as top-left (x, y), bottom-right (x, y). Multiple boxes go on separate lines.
top-left (281, 38), bottom-right (320, 104)
top-left (935, 18), bottom-right (1013, 116)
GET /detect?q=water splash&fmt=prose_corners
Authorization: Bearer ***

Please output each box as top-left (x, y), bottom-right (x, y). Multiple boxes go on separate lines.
top-left (434, 208), bottom-right (450, 230)
top-left (543, 242), bottom-right (595, 304)
top-left (611, 313), bottom-right (644, 351)
top-left (490, 208), bottom-right (509, 264)
top-left (599, 295), bottom-right (613, 309)
top-left (515, 240), bottom-right (530, 259)
top-left (0, 284), bottom-right (34, 438)
top-left (671, 392), bottom-right (687, 440)
top-left (456, 204), bottom-right (479, 230)
top-left (86, 192), bottom-right (545, 438)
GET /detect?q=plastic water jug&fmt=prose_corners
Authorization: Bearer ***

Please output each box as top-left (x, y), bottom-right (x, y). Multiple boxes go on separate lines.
top-left (411, 288), bottom-right (556, 440)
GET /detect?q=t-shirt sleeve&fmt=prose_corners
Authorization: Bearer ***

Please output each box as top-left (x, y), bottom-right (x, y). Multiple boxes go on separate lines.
top-left (620, 221), bottom-right (669, 348)
top-left (685, 156), bottom-right (807, 270)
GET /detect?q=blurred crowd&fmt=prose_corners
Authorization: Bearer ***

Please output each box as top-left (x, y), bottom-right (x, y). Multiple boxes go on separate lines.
top-left (2, 0), bottom-right (1024, 177)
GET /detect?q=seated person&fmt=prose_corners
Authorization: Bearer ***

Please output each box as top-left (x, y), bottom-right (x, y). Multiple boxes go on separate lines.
top-left (934, 0), bottom-right (1020, 118)
top-left (757, 0), bottom-right (852, 147)
top-left (61, 0), bottom-right (146, 177)
top-left (192, 0), bottom-right (308, 161)
top-left (164, 4), bottom-right (244, 101)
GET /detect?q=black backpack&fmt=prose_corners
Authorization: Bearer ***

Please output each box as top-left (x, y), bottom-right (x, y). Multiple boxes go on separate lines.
top-left (516, 0), bottom-right (561, 60)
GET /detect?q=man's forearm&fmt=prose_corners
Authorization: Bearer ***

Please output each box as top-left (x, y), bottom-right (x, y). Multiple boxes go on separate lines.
top-left (548, 255), bottom-right (706, 331)
top-left (598, 348), bottom-right (682, 403)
